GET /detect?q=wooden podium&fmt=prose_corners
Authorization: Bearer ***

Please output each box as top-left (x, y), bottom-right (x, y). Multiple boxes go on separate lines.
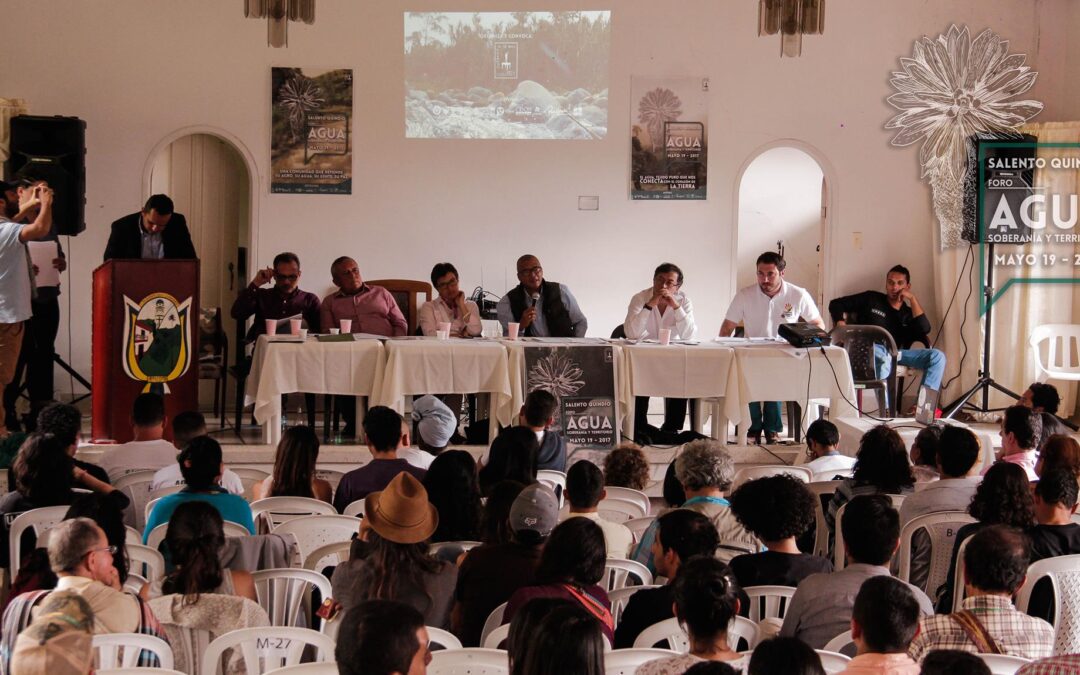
top-left (92, 260), bottom-right (200, 443)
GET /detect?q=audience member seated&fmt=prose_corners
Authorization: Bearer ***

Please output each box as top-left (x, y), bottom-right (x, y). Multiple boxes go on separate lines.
top-left (662, 460), bottom-right (687, 508)
top-left (402, 395), bottom-right (457, 471)
top-left (993, 405), bottom-right (1042, 481)
top-left (148, 501), bottom-right (257, 601)
top-left (637, 556), bottom-right (748, 675)
top-left (560, 460), bottom-right (634, 558)
top-left (898, 426), bottom-right (982, 592)
top-left (452, 482), bottom-right (557, 646)
top-left (423, 450), bottom-right (482, 559)
top-left (149, 411), bottom-right (243, 494)
top-left (143, 436), bottom-right (256, 542)
top-left (419, 262), bottom-right (482, 337)
top-left (633, 440), bottom-right (758, 572)
top-left (507, 599), bottom-right (605, 675)
top-left (478, 426), bottom-right (539, 497)
top-left (35, 403), bottom-right (109, 484)
top-left (1035, 434), bottom-right (1080, 480)
top-left (602, 442), bottom-right (650, 491)
top-left (8, 591), bottom-right (95, 675)
top-left (908, 525), bottom-right (1054, 662)
top-left (843, 576), bottom-right (921, 674)
top-left (336, 600), bottom-right (431, 675)
top-left (519, 390), bottom-right (567, 472)
top-left (614, 509), bottom-right (719, 648)
top-left (332, 473), bottom-right (457, 628)
top-left (479, 480), bottom-right (527, 545)
top-left (803, 419), bottom-right (855, 482)
top-left (0, 433), bottom-right (128, 570)
top-left (504, 517), bottom-right (613, 643)
top-left (333, 406), bottom-right (427, 513)
top-left (918, 650), bottom-right (992, 675)
top-left (747, 636), bottom-right (825, 675)
top-left (826, 425), bottom-right (916, 535)
top-left (1021, 382), bottom-right (1069, 451)
top-left (1028, 467), bottom-right (1080, 560)
top-left (937, 462), bottom-right (1036, 612)
top-left (1016, 655), bottom-right (1080, 674)
top-left (781, 495), bottom-right (933, 649)
top-left (251, 424), bottom-right (332, 502)
top-left (910, 425), bottom-right (943, 484)
top-left (96, 394), bottom-right (179, 482)
top-left (729, 474), bottom-right (833, 588)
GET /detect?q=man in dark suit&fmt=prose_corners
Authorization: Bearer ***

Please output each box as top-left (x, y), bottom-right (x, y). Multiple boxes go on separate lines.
top-left (103, 194), bottom-right (196, 261)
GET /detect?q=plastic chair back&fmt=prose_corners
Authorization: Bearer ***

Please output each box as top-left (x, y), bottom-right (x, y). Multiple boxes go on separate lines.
top-left (603, 648), bottom-right (680, 675)
top-left (823, 630), bottom-right (855, 656)
top-left (127, 543), bottom-right (166, 583)
top-left (597, 498), bottom-right (646, 523)
top-left (976, 653), bottom-right (1032, 674)
top-left (814, 650), bottom-right (852, 674)
top-left (427, 648), bottom-right (509, 675)
top-left (302, 540), bottom-right (352, 572)
top-left (271, 514), bottom-right (361, 565)
top-left (201, 626), bottom-right (334, 675)
top-left (1016, 553), bottom-right (1080, 655)
top-left (92, 633), bottom-right (174, 670)
top-left (478, 602), bottom-right (508, 649)
top-left (252, 568), bottom-right (333, 629)
top-left (8, 505), bottom-right (68, 578)
top-left (113, 470), bottom-right (157, 530)
top-left (807, 481), bottom-right (844, 558)
top-left (634, 616), bottom-right (758, 652)
top-left (732, 465), bottom-right (813, 490)
top-left (897, 510), bottom-right (975, 595)
top-left (831, 324), bottom-right (898, 416)
top-left (232, 467), bottom-right (271, 501)
top-left (427, 626), bottom-right (463, 651)
top-left (264, 664), bottom-right (340, 675)
top-left (603, 487), bottom-right (651, 516)
top-left (744, 585), bottom-right (796, 623)
top-left (624, 516), bottom-right (656, 544)
top-left (251, 497), bottom-right (338, 531)
top-left (1030, 324), bottom-right (1080, 382)
top-left (603, 558), bottom-right (653, 591)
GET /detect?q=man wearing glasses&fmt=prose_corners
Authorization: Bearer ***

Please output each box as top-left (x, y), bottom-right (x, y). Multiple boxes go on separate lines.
top-left (496, 254), bottom-right (588, 337)
top-left (231, 251), bottom-right (321, 340)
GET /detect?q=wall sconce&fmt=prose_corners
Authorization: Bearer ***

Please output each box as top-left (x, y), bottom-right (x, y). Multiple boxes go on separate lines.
top-left (759, 0), bottom-right (824, 57)
top-left (245, 0), bottom-right (315, 48)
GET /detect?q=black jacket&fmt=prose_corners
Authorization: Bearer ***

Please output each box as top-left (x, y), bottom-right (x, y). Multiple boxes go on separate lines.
top-left (103, 212), bottom-right (197, 261)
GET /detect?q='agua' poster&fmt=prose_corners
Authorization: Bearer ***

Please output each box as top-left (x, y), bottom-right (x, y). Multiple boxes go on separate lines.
top-left (630, 76), bottom-right (709, 200)
top-left (523, 344), bottom-right (618, 450)
top-left (271, 67), bottom-right (353, 194)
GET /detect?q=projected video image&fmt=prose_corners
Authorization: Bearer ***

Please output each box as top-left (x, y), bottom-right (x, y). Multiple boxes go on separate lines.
top-left (405, 11), bottom-right (611, 140)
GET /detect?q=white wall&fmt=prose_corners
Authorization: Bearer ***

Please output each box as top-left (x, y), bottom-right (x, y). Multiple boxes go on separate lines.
top-left (2, 0), bottom-right (1075, 395)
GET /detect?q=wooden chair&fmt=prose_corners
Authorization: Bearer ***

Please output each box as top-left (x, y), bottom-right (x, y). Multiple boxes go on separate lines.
top-left (366, 279), bottom-right (432, 336)
top-left (197, 307), bottom-right (229, 428)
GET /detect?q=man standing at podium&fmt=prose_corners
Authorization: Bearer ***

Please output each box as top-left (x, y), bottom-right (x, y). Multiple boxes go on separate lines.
top-left (0, 180), bottom-right (54, 437)
top-left (103, 194), bottom-right (196, 261)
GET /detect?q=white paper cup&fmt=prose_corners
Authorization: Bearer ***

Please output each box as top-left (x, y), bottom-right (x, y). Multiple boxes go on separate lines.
top-left (289, 318), bottom-right (303, 335)
top-left (339, 319), bottom-right (352, 333)
top-left (436, 329), bottom-right (450, 340)
top-left (437, 321), bottom-right (452, 334)
top-left (264, 319), bottom-right (277, 336)
top-left (659, 328), bottom-right (672, 345)
top-left (299, 328), bottom-right (308, 340)
top-left (507, 322), bottom-right (520, 340)
top-left (328, 328), bottom-right (340, 335)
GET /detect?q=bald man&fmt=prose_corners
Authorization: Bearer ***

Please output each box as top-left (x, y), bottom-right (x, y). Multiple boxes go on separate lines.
top-left (496, 254), bottom-right (587, 337)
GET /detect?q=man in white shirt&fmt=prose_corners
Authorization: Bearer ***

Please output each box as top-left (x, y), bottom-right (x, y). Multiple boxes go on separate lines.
top-left (802, 419), bottom-right (855, 481)
top-left (625, 263), bottom-right (697, 436)
top-left (97, 394), bottom-right (182, 481)
top-left (149, 410), bottom-right (243, 494)
top-left (719, 252), bottom-right (824, 444)
top-left (559, 460), bottom-right (634, 557)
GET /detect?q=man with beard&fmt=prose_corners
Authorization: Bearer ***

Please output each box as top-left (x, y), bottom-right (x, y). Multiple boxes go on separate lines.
top-left (0, 179), bottom-right (53, 438)
top-left (496, 254), bottom-right (588, 337)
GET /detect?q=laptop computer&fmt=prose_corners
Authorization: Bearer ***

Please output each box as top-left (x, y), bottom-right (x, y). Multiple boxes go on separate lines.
top-left (914, 385), bottom-right (939, 425)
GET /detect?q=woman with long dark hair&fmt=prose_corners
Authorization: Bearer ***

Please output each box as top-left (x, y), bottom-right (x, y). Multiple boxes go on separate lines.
top-left (154, 500), bottom-right (257, 602)
top-left (253, 425), bottom-right (332, 502)
top-left (479, 480), bottom-right (526, 545)
top-left (423, 450), bottom-right (482, 543)
top-left (65, 493), bottom-right (131, 589)
top-left (331, 472), bottom-right (457, 628)
top-left (509, 599), bottom-right (605, 675)
top-left (478, 426), bottom-right (539, 496)
top-left (826, 425), bottom-right (915, 532)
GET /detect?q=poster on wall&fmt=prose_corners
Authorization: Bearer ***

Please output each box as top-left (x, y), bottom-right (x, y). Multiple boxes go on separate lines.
top-left (271, 67), bottom-right (353, 194)
top-left (523, 344), bottom-right (618, 450)
top-left (630, 77), bottom-right (708, 200)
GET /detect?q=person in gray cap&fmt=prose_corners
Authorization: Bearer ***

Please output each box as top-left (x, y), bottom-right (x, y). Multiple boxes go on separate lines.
top-left (400, 395), bottom-right (458, 471)
top-left (451, 483), bottom-right (560, 646)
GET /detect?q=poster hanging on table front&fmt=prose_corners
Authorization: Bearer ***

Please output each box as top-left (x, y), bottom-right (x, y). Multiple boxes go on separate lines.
top-left (271, 67), bottom-right (353, 194)
top-left (630, 76), bottom-right (708, 200)
top-left (523, 344), bottom-right (618, 450)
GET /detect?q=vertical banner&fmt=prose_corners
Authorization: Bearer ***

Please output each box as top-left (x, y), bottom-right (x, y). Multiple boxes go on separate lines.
top-left (630, 77), bottom-right (709, 200)
top-left (523, 345), bottom-right (618, 449)
top-left (271, 68), bottom-right (353, 194)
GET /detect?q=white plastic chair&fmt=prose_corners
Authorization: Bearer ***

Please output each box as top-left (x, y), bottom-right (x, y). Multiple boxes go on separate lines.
top-left (124, 572), bottom-right (148, 595)
top-left (251, 497), bottom-right (338, 531)
top-left (145, 520), bottom-right (250, 552)
top-left (478, 602), bottom-right (508, 649)
top-left (93, 633), bottom-right (174, 670)
top-left (427, 626), bottom-right (464, 651)
top-left (744, 585), bottom-right (796, 623)
top-left (113, 469), bottom-right (158, 531)
top-left (97, 669), bottom-right (186, 675)
top-left (125, 526), bottom-right (142, 547)
top-left (313, 469), bottom-right (345, 492)
top-left (597, 498), bottom-right (647, 523)
top-left (342, 500), bottom-right (366, 518)
top-left (807, 481), bottom-right (843, 558)
top-left (977, 653), bottom-right (1032, 674)
top-left (1016, 553), bottom-right (1080, 655)
top-left (603, 487), bottom-right (650, 516)
top-left (201, 626), bottom-right (335, 675)
top-left (604, 648), bottom-right (681, 675)
top-left (302, 540), bottom-right (352, 572)
top-left (428, 648), bottom-right (509, 675)
top-left (537, 469), bottom-right (567, 508)
top-left (8, 505), bottom-right (68, 578)
top-left (603, 558), bottom-right (653, 591)
top-left (264, 663), bottom-right (340, 675)
top-left (127, 543), bottom-right (165, 583)
top-left (272, 514), bottom-right (361, 565)
top-left (814, 650), bottom-right (852, 674)
top-left (823, 630), bottom-right (854, 655)
top-left (148, 484), bottom-right (184, 501)
top-left (624, 516), bottom-right (656, 544)
top-left (430, 540), bottom-right (482, 557)
top-left (897, 510), bottom-right (975, 594)
top-left (253, 568), bottom-right (333, 629)
top-left (607, 585), bottom-right (661, 626)
top-left (232, 467), bottom-right (272, 501)
top-left (731, 464), bottom-right (813, 490)
top-left (715, 539), bottom-right (758, 563)
top-left (633, 616), bottom-right (759, 652)
top-left (1030, 324), bottom-right (1080, 384)
top-left (481, 623), bottom-right (511, 649)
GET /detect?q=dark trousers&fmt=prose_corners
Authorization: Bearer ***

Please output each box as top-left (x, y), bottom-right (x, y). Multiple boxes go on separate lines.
top-left (634, 396), bottom-right (690, 432)
top-left (4, 297), bottom-right (60, 422)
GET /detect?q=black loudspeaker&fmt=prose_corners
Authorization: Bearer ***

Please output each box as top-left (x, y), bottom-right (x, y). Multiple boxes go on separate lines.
top-left (7, 115), bottom-right (87, 236)
top-left (961, 132), bottom-right (1037, 244)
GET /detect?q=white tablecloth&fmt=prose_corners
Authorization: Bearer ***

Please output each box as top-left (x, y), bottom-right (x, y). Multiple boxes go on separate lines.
top-left (245, 335), bottom-right (386, 444)
top-left (833, 416), bottom-right (998, 474)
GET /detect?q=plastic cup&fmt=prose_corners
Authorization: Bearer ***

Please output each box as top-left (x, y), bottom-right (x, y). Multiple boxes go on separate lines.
top-left (328, 328), bottom-right (340, 335)
top-left (436, 329), bottom-right (450, 340)
top-left (264, 319), bottom-right (277, 336)
top-left (289, 318), bottom-right (302, 335)
top-left (339, 319), bottom-right (352, 333)
top-left (437, 321), bottom-right (452, 334)
top-left (659, 328), bottom-right (672, 345)
top-left (507, 322), bottom-right (520, 340)
top-left (298, 328), bottom-right (308, 340)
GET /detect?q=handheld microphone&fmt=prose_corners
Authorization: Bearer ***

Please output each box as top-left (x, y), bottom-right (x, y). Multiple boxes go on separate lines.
top-left (530, 292), bottom-right (540, 307)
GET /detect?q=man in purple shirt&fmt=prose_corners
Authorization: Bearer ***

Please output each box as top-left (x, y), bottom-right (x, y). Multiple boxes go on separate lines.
top-left (319, 257), bottom-right (407, 337)
top-left (333, 406), bottom-right (426, 513)
top-left (231, 251), bottom-right (321, 341)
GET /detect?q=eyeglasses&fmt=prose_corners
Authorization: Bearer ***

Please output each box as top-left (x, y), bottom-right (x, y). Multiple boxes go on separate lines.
top-left (274, 273), bottom-right (298, 282)
top-left (435, 277), bottom-right (458, 289)
top-left (83, 545), bottom-right (118, 559)
top-left (517, 266), bottom-right (543, 277)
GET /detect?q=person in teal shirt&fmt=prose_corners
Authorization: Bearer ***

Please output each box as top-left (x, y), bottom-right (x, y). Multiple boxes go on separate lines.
top-left (143, 436), bottom-right (255, 543)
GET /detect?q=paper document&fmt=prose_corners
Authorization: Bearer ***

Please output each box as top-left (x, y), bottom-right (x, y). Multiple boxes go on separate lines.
top-left (27, 241), bottom-right (60, 287)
